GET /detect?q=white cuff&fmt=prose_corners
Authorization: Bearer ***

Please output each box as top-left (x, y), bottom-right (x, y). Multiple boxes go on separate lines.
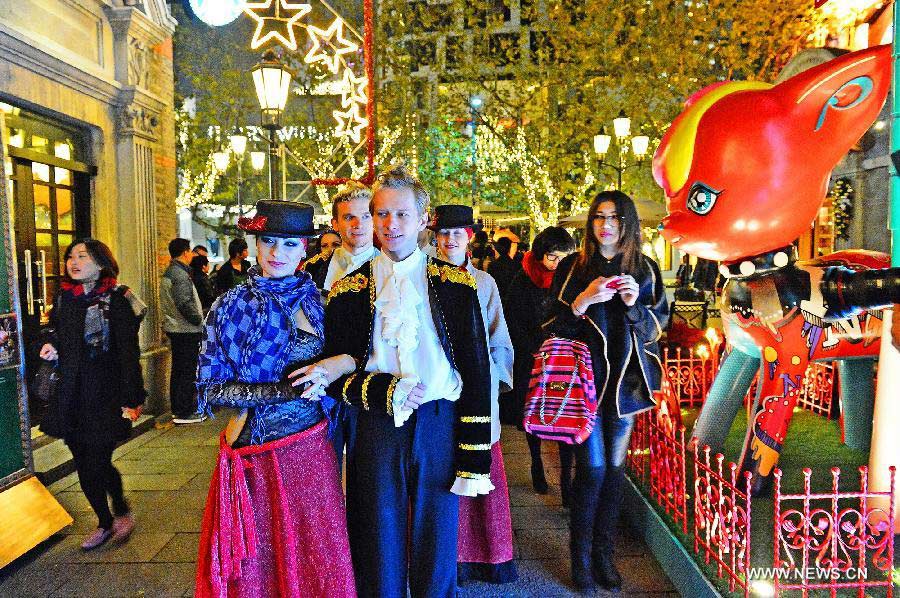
top-left (391, 377), bottom-right (418, 427)
top-left (451, 476), bottom-right (495, 497)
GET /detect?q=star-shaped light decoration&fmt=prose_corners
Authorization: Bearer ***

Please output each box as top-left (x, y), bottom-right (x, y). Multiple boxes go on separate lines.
top-left (244, 0), bottom-right (311, 51)
top-left (333, 103), bottom-right (369, 143)
top-left (339, 68), bottom-right (368, 108)
top-left (305, 18), bottom-right (359, 74)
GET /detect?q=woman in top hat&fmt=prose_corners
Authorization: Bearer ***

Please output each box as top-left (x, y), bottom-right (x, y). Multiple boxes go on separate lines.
top-left (195, 200), bottom-right (355, 597)
top-left (430, 205), bottom-right (518, 584)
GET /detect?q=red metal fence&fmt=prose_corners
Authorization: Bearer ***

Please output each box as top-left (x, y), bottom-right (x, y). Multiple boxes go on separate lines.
top-left (693, 446), bottom-right (753, 597)
top-left (773, 466), bottom-right (896, 597)
top-left (649, 405), bottom-right (688, 534)
top-left (663, 346), bottom-right (836, 418)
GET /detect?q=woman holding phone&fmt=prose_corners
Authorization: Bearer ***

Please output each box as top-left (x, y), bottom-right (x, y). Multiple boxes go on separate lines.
top-left (542, 190), bottom-right (669, 591)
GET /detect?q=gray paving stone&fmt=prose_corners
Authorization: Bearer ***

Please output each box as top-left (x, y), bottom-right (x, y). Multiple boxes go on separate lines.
top-left (152, 533), bottom-right (201, 563)
top-left (49, 562), bottom-right (195, 597)
top-left (37, 532), bottom-right (174, 564)
top-left (510, 505), bottom-right (570, 530)
top-left (0, 560), bottom-right (80, 597)
top-left (120, 472), bottom-right (196, 491)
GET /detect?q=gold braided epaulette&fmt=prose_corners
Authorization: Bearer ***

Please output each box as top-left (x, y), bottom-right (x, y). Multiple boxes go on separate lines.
top-left (427, 263), bottom-right (476, 289)
top-left (300, 251), bottom-right (327, 271)
top-left (327, 273), bottom-right (368, 304)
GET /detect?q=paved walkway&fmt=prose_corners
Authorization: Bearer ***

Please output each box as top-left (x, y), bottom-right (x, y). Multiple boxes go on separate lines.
top-left (0, 416), bottom-right (676, 597)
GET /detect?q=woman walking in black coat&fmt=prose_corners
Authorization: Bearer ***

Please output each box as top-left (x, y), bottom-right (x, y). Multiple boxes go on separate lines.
top-left (543, 191), bottom-right (668, 590)
top-left (504, 226), bottom-right (576, 499)
top-left (39, 239), bottom-right (147, 550)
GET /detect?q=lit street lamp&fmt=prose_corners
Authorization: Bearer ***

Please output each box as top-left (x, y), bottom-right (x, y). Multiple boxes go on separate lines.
top-left (252, 49), bottom-right (293, 200)
top-left (212, 150), bottom-right (229, 173)
top-left (250, 151), bottom-right (266, 172)
top-left (468, 95), bottom-right (483, 207)
top-left (228, 132), bottom-right (248, 215)
top-left (593, 110), bottom-right (650, 190)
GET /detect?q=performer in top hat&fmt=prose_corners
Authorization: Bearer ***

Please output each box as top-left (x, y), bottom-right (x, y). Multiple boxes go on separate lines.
top-left (195, 200), bottom-right (355, 597)
top-left (304, 166), bottom-right (493, 597)
top-left (430, 204), bottom-right (518, 585)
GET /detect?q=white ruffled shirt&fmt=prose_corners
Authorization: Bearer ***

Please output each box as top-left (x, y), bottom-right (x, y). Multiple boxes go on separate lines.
top-left (365, 248), bottom-right (493, 496)
top-left (324, 245), bottom-right (379, 292)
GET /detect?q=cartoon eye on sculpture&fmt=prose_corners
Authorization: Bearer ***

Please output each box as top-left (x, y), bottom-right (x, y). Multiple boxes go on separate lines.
top-left (652, 44), bottom-right (900, 496)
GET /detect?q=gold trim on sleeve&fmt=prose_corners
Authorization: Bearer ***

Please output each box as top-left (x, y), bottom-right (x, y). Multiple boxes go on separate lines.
top-left (459, 416), bottom-right (491, 423)
top-left (459, 443), bottom-right (492, 451)
top-left (455, 470), bottom-right (491, 480)
top-left (386, 377), bottom-right (398, 416)
top-left (360, 372), bottom-right (376, 411)
top-left (341, 373), bottom-right (357, 405)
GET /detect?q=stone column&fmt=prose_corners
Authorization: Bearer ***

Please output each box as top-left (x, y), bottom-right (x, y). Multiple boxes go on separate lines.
top-left (106, 5), bottom-right (175, 414)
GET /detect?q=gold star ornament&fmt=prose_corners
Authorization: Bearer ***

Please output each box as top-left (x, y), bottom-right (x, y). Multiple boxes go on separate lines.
top-left (339, 68), bottom-right (368, 108)
top-left (244, 0), bottom-right (311, 51)
top-left (305, 18), bottom-right (359, 74)
top-left (333, 103), bottom-right (369, 144)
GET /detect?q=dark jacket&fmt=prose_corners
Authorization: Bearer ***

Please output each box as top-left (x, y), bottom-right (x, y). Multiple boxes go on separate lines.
top-left (504, 269), bottom-right (553, 412)
top-left (542, 253), bottom-right (669, 417)
top-left (487, 254), bottom-right (521, 299)
top-left (191, 269), bottom-right (216, 313)
top-left (214, 259), bottom-right (252, 296)
top-left (322, 256), bottom-right (493, 482)
top-left (40, 287), bottom-right (146, 443)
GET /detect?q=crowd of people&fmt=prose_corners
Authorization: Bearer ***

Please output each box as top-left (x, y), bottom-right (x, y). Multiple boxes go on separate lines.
top-left (37, 164), bottom-right (673, 596)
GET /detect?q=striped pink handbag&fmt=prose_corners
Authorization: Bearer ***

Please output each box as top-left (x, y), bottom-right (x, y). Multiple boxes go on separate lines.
top-left (523, 337), bottom-right (598, 444)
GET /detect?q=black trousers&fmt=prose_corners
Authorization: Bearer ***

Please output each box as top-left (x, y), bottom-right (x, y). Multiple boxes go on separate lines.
top-left (69, 440), bottom-right (128, 530)
top-left (346, 400), bottom-right (458, 598)
top-left (570, 396), bottom-right (635, 556)
top-left (167, 332), bottom-right (201, 418)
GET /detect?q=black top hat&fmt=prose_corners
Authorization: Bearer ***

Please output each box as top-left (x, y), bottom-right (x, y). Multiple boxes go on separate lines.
top-left (427, 204), bottom-right (475, 231)
top-left (238, 200), bottom-right (320, 237)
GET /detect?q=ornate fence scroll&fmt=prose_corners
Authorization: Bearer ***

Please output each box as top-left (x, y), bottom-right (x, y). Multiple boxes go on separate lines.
top-left (626, 409), bottom-right (650, 486)
top-left (773, 466), bottom-right (896, 597)
top-left (693, 445), bottom-right (753, 596)
top-left (662, 346), bottom-right (714, 408)
top-left (649, 404), bottom-right (688, 534)
top-left (797, 361), bottom-right (835, 417)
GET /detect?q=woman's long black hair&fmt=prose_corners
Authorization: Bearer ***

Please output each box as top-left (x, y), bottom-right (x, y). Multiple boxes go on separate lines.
top-left (574, 190), bottom-right (645, 278)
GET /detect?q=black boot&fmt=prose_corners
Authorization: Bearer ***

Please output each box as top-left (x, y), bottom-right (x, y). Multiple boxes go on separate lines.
top-left (559, 443), bottom-right (574, 509)
top-left (527, 434), bottom-right (549, 494)
top-left (570, 465), bottom-right (603, 591)
top-left (592, 551), bottom-right (622, 591)
top-left (592, 465), bottom-right (626, 590)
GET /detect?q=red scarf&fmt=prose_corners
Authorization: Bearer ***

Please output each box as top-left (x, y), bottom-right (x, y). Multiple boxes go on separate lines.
top-left (522, 251), bottom-right (554, 289)
top-left (60, 276), bottom-right (117, 299)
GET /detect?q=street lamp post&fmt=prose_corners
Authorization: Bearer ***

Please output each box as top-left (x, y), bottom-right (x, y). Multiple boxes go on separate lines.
top-left (228, 132), bottom-right (248, 215)
top-left (251, 50), bottom-right (293, 200)
top-left (468, 95), bottom-right (483, 207)
top-left (593, 110), bottom-right (650, 190)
